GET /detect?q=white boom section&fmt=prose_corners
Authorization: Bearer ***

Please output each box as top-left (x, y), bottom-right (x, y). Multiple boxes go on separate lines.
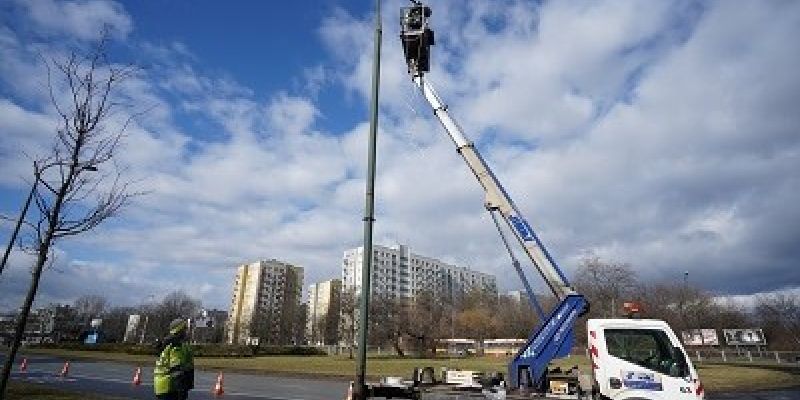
top-left (413, 76), bottom-right (575, 300)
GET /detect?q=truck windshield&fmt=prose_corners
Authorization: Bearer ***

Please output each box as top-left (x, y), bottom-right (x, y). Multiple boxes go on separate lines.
top-left (605, 329), bottom-right (684, 377)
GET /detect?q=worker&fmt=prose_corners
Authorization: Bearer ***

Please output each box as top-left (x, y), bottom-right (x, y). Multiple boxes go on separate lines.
top-left (154, 318), bottom-right (194, 400)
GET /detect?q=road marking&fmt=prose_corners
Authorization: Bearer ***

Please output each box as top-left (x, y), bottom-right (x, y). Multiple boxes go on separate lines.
top-left (14, 368), bottom-right (137, 385)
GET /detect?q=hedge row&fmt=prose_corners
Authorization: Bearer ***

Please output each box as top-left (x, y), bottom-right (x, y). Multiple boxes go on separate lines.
top-left (29, 342), bottom-right (326, 358)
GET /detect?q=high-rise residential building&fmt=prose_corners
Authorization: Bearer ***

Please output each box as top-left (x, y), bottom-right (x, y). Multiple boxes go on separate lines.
top-left (225, 259), bottom-right (304, 345)
top-left (306, 279), bottom-right (342, 345)
top-left (341, 244), bottom-right (497, 302)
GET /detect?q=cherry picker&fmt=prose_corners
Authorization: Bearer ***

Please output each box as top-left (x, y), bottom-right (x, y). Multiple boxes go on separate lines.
top-left (398, 3), bottom-right (704, 399)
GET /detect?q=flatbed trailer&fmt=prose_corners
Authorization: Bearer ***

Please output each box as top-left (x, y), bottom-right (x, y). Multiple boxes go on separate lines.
top-left (365, 366), bottom-right (588, 400)
top-left (367, 384), bottom-right (577, 400)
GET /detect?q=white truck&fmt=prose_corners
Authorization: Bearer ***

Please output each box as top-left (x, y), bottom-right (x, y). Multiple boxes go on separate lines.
top-left (398, 3), bottom-right (704, 399)
top-left (586, 319), bottom-right (704, 399)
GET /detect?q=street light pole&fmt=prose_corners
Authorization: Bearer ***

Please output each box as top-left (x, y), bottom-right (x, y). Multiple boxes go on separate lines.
top-left (681, 271), bottom-right (689, 329)
top-left (0, 164), bottom-right (40, 276)
top-left (355, 0), bottom-right (382, 398)
top-left (140, 314), bottom-right (149, 344)
top-left (139, 294), bottom-right (154, 344)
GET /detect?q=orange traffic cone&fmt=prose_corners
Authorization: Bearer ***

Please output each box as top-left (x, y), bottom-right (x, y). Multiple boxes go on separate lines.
top-left (212, 372), bottom-right (224, 396)
top-left (60, 361), bottom-right (70, 377)
top-left (344, 381), bottom-right (353, 400)
top-left (132, 367), bottom-right (142, 386)
top-left (19, 358), bottom-right (27, 372)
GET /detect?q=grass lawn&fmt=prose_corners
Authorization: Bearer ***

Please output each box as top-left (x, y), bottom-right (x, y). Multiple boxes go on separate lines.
top-left (696, 363), bottom-right (800, 392)
top-left (6, 380), bottom-right (131, 400)
top-left (24, 348), bottom-right (800, 392)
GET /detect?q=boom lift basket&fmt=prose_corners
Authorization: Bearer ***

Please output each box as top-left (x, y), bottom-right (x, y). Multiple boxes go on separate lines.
top-left (400, 3), bottom-right (435, 75)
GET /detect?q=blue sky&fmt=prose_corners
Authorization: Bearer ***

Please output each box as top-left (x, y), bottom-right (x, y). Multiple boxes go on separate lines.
top-left (1, 0), bottom-right (799, 311)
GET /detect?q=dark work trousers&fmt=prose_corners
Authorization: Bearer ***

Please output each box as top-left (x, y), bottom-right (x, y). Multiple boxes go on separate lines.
top-left (156, 391), bottom-right (189, 400)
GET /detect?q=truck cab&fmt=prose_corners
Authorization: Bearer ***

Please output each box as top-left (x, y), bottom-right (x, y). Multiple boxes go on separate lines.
top-left (587, 319), bottom-right (704, 400)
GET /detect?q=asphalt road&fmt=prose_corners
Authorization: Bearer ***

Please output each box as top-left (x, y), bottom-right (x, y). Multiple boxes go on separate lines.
top-left (8, 354), bottom-right (349, 400)
top-left (708, 390), bottom-right (800, 400)
top-left (5, 354), bottom-right (799, 399)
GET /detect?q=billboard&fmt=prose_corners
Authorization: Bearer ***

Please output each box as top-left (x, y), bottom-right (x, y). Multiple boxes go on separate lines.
top-left (723, 329), bottom-right (766, 346)
top-left (84, 332), bottom-right (99, 344)
top-left (123, 314), bottom-right (141, 343)
top-left (701, 329), bottom-right (720, 345)
top-left (681, 329), bottom-right (719, 346)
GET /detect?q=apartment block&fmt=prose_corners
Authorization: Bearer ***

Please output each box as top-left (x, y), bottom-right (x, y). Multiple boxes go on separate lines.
top-left (225, 259), bottom-right (304, 345)
top-left (341, 244), bottom-right (497, 302)
top-left (306, 279), bottom-right (342, 345)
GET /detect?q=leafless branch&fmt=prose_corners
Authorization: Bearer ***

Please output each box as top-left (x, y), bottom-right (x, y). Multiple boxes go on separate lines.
top-left (0, 32), bottom-right (146, 395)
top-left (0, 214), bottom-right (38, 233)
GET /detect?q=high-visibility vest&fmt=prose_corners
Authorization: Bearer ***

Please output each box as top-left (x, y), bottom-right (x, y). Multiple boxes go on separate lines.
top-left (154, 342), bottom-right (194, 395)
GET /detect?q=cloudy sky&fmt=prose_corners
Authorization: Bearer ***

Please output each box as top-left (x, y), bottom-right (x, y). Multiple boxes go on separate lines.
top-left (0, 0), bottom-right (798, 311)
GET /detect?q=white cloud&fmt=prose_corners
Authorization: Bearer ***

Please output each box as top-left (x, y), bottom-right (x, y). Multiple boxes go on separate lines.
top-left (318, 0), bottom-right (800, 295)
top-left (267, 93), bottom-right (319, 135)
top-left (0, 99), bottom-right (56, 185)
top-left (16, 0), bottom-right (132, 40)
top-left (1, 0), bottom-right (798, 311)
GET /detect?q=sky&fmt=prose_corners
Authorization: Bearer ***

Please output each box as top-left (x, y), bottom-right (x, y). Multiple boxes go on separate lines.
top-left (0, 0), bottom-right (798, 312)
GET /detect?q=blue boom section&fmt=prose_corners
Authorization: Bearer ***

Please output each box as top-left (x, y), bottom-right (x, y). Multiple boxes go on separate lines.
top-left (509, 294), bottom-right (588, 389)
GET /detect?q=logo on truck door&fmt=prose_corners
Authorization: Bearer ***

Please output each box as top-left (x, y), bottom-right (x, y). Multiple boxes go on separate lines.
top-left (622, 371), bottom-right (663, 391)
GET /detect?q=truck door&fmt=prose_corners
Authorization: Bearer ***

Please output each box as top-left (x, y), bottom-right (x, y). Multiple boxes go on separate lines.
top-left (597, 327), bottom-right (701, 400)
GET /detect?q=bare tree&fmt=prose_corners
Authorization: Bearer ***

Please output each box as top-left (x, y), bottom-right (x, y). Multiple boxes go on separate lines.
top-left (248, 305), bottom-right (275, 345)
top-left (495, 293), bottom-right (542, 339)
top-left (574, 257), bottom-right (637, 318)
top-left (0, 36), bottom-right (139, 396)
top-left (407, 290), bottom-right (445, 355)
top-left (339, 287), bottom-right (358, 358)
top-left (73, 294), bottom-right (108, 328)
top-left (368, 293), bottom-right (408, 356)
top-left (102, 305), bottom-right (136, 343)
top-left (755, 293), bottom-right (800, 349)
top-left (150, 291), bottom-right (201, 339)
top-left (308, 313), bottom-right (325, 345)
top-left (323, 286), bottom-right (341, 346)
top-left (455, 307), bottom-right (496, 345)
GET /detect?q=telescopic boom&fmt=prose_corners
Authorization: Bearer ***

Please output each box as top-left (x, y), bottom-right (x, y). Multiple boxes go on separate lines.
top-left (400, 3), bottom-right (588, 390)
top-left (400, 3), bottom-right (574, 300)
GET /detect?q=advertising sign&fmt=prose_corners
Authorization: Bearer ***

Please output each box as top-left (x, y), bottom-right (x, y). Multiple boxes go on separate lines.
top-left (723, 328), bottom-right (766, 346)
top-left (123, 314), bottom-right (141, 343)
top-left (682, 330), bottom-right (703, 346)
top-left (701, 329), bottom-right (719, 345)
top-left (681, 329), bottom-right (719, 346)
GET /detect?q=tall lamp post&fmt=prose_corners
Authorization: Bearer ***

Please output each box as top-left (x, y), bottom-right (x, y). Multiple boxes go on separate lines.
top-left (0, 163), bottom-right (41, 276)
top-left (682, 271), bottom-right (689, 329)
top-left (139, 294), bottom-right (155, 344)
top-left (355, 0), bottom-right (382, 398)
